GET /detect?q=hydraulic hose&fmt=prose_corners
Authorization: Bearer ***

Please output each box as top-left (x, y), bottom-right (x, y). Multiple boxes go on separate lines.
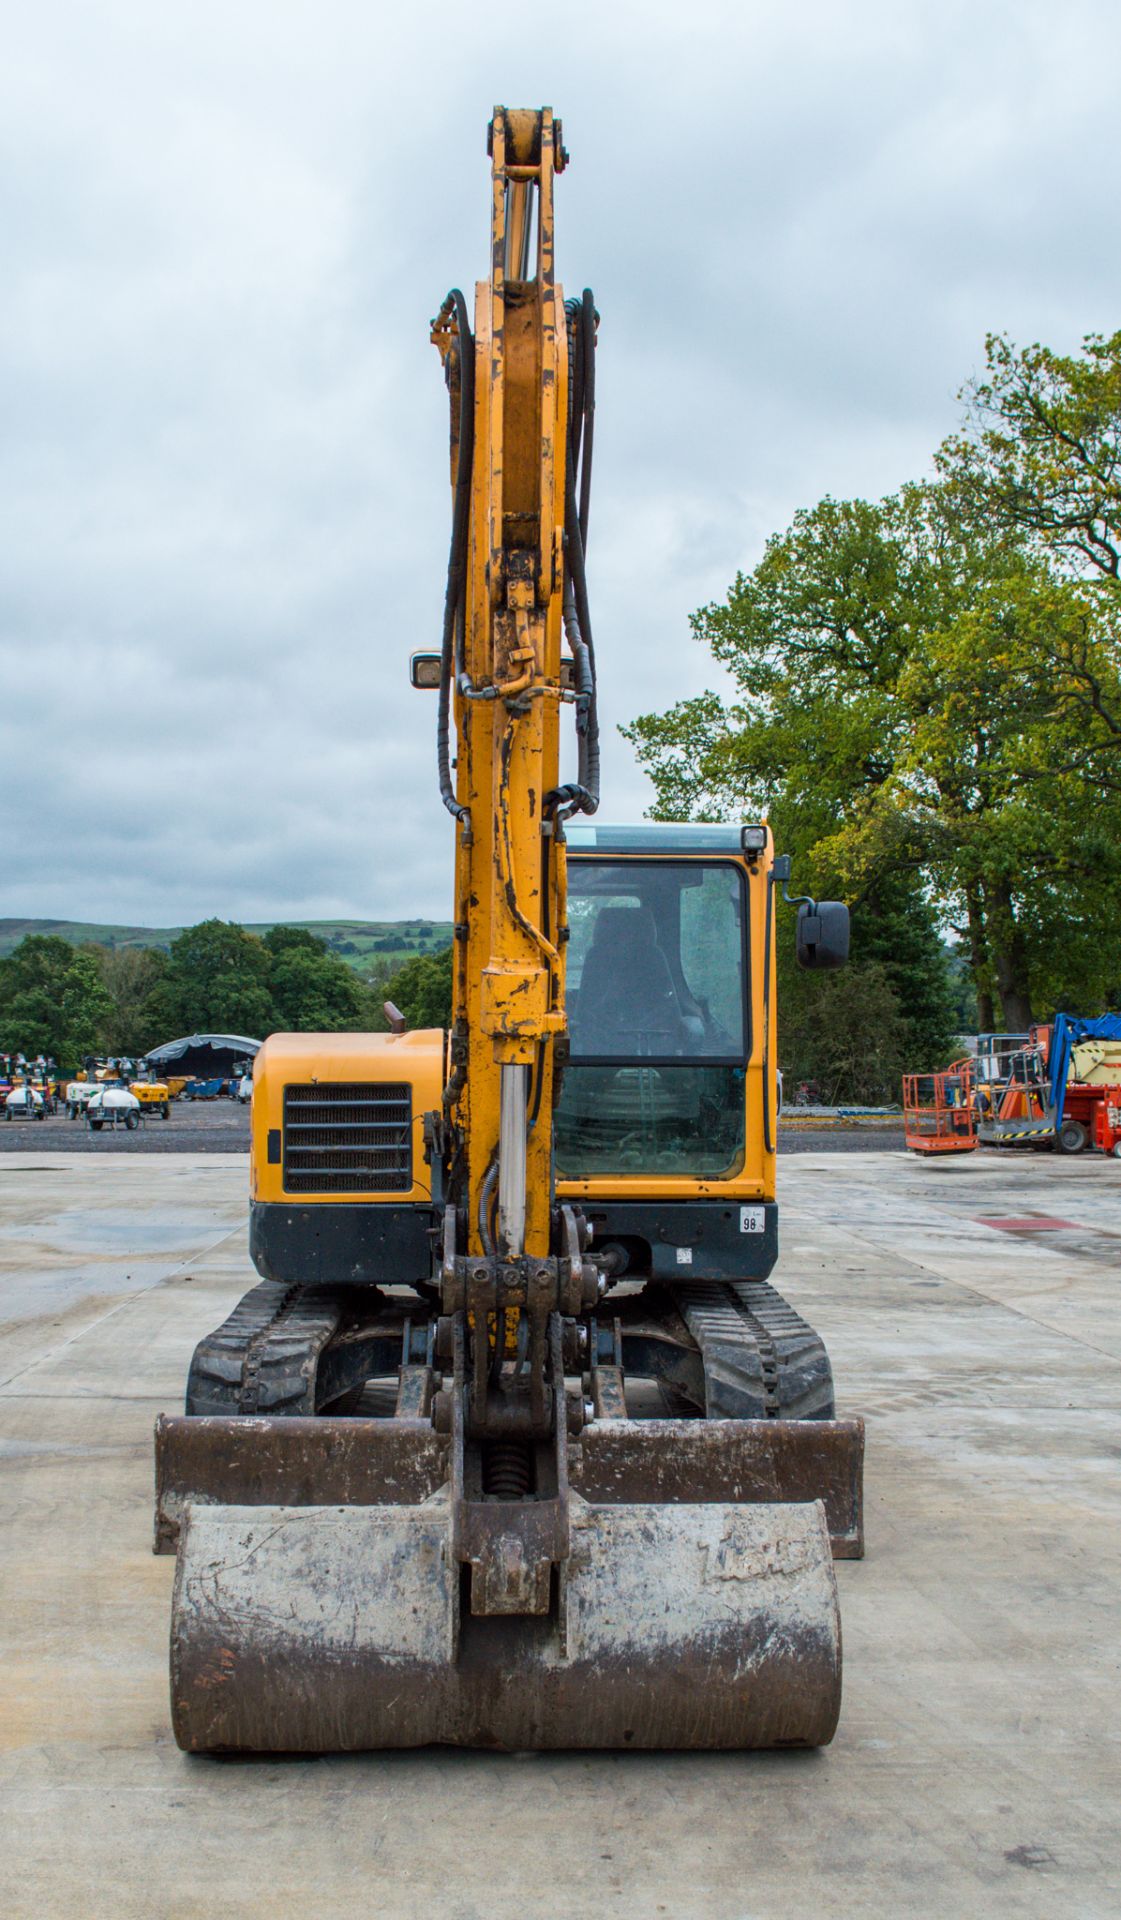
top-left (547, 290), bottom-right (600, 823)
top-left (564, 466), bottom-right (600, 811)
top-left (436, 289), bottom-right (474, 825)
top-left (478, 1155), bottom-right (499, 1255)
top-left (577, 286), bottom-right (595, 551)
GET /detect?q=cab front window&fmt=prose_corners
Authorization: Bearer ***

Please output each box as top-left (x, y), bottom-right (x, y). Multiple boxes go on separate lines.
top-left (555, 859), bottom-right (747, 1178)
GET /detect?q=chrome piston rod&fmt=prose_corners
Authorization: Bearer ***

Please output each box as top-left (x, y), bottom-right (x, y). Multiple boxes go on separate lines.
top-left (497, 1063), bottom-right (528, 1256)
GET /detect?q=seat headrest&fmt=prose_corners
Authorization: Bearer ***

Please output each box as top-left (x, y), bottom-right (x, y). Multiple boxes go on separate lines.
top-left (587, 905), bottom-right (658, 957)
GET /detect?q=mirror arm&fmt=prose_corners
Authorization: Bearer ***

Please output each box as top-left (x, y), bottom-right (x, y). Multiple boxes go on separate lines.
top-left (768, 855), bottom-right (815, 911)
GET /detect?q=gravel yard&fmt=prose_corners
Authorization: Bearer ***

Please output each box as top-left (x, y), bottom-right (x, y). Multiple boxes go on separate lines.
top-left (0, 1098), bottom-right (250, 1153)
top-left (0, 1101), bottom-right (904, 1155)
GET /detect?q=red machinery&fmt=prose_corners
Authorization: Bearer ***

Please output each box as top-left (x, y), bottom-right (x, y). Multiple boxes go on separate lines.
top-left (906, 1024), bottom-right (1121, 1159)
top-left (1091, 1093), bottom-right (1121, 1156)
top-left (903, 1060), bottom-right (977, 1154)
top-left (967, 1025), bottom-right (1121, 1155)
top-left (1012, 1023), bottom-right (1121, 1155)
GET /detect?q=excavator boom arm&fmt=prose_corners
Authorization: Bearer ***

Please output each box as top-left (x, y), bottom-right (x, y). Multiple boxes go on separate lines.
top-left (433, 105), bottom-right (593, 1263)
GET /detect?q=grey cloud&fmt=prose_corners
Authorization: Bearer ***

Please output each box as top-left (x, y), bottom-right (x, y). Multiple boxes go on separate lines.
top-left (2, 0), bottom-right (1119, 923)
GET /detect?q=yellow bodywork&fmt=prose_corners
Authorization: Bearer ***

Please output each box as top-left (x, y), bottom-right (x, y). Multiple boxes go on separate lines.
top-left (1069, 1040), bottom-right (1121, 1085)
top-left (251, 1029), bottom-right (444, 1206)
top-left (131, 1081), bottom-right (169, 1106)
top-left (249, 841), bottom-right (778, 1213)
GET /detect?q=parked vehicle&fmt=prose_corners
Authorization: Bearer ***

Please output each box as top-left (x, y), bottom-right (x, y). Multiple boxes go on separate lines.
top-left (905, 1017), bottom-right (1121, 1157)
top-left (4, 1085), bottom-right (46, 1122)
top-left (87, 1084), bottom-right (141, 1132)
top-left (130, 1078), bottom-right (171, 1119)
top-left (183, 1078), bottom-right (226, 1101)
top-left (66, 1078), bottom-right (99, 1119)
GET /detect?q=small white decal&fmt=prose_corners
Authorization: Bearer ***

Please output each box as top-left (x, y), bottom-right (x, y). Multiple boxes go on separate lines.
top-left (740, 1207), bottom-right (765, 1234)
top-left (675, 1245), bottom-right (693, 1265)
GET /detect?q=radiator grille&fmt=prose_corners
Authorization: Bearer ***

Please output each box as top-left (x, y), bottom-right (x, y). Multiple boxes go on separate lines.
top-left (282, 1082), bottom-right (412, 1195)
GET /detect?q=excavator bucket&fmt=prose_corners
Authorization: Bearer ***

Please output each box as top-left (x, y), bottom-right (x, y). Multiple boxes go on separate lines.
top-left (170, 1498), bottom-right (838, 1752)
top-left (156, 1411), bottom-right (860, 1752)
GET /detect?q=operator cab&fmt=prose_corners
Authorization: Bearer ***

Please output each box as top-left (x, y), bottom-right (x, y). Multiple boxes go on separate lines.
top-left (559, 824), bottom-right (750, 1178)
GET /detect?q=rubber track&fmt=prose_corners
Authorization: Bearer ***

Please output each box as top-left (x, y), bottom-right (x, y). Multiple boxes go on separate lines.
top-left (673, 1278), bottom-right (835, 1422)
top-left (185, 1279), bottom-right (349, 1417)
top-left (185, 1275), bottom-right (833, 1425)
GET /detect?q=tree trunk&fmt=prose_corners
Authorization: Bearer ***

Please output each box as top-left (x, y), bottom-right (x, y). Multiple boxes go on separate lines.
top-left (995, 969), bottom-right (1033, 1033)
top-left (964, 883), bottom-right (995, 1031)
top-left (985, 878), bottom-right (1033, 1031)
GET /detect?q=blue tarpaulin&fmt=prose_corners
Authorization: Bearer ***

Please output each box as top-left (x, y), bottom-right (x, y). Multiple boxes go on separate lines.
top-left (1047, 1014), bottom-right (1121, 1113)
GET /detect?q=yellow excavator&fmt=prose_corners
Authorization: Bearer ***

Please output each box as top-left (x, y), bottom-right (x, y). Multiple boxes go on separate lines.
top-left (154, 106), bottom-right (863, 1751)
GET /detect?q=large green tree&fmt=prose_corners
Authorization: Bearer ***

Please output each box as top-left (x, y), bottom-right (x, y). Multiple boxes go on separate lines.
top-left (0, 936), bottom-right (113, 1065)
top-left (946, 329), bottom-right (1121, 579)
top-left (150, 920), bottom-right (276, 1038)
top-left (264, 926), bottom-right (368, 1031)
top-left (0, 922), bottom-right (452, 1062)
top-left (383, 946), bottom-right (454, 1029)
top-left (96, 945), bottom-right (171, 1055)
top-left (779, 960), bottom-right (911, 1106)
top-left (944, 330), bottom-right (1121, 1012)
top-left (625, 476), bottom-right (1121, 1036)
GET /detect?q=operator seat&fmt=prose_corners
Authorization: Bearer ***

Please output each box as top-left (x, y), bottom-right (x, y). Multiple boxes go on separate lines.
top-left (573, 905), bottom-right (687, 1054)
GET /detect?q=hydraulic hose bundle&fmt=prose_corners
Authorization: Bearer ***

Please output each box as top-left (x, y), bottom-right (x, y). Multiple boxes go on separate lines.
top-left (433, 284), bottom-right (600, 826)
top-left (552, 287), bottom-right (600, 821)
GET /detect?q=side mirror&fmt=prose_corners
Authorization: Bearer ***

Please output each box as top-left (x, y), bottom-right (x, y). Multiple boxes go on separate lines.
top-left (796, 900), bottom-right (849, 970)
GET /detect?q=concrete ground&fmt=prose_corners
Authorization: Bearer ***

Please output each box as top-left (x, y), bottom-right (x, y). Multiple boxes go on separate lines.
top-left (0, 1148), bottom-right (1117, 1919)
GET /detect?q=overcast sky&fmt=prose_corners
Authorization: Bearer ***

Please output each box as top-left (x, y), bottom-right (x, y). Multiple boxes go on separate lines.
top-left (3, 0), bottom-right (1119, 926)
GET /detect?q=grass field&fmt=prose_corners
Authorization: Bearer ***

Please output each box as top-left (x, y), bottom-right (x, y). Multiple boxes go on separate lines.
top-left (0, 917), bottom-right (454, 974)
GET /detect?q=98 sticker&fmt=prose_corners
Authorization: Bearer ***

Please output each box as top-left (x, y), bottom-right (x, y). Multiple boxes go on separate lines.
top-left (739, 1206), bottom-right (765, 1234)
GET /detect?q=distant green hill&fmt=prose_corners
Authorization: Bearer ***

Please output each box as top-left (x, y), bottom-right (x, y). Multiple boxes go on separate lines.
top-left (0, 918), bottom-right (454, 974)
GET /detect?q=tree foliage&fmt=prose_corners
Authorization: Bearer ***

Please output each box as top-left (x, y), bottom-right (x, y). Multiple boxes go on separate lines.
top-left (625, 448), bottom-right (1121, 1047)
top-left (268, 943), bottom-right (367, 1032)
top-left (946, 329), bottom-right (1121, 580)
top-left (0, 935), bottom-right (113, 1064)
top-left (97, 946), bottom-right (171, 1056)
top-left (382, 946), bottom-right (454, 1029)
top-left (0, 921), bottom-right (459, 1064)
top-left (150, 920), bottom-right (276, 1039)
top-left (781, 961), bottom-right (910, 1106)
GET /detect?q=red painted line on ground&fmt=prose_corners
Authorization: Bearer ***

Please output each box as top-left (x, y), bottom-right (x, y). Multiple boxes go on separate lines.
top-left (975, 1215), bottom-right (1080, 1233)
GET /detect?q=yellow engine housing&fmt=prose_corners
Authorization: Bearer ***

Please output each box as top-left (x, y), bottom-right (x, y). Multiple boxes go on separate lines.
top-left (251, 1029), bottom-right (445, 1208)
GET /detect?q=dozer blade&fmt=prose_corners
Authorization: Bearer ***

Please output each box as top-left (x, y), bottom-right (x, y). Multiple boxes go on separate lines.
top-left (169, 1493), bottom-right (841, 1752)
top-left (153, 1412), bottom-right (864, 1558)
